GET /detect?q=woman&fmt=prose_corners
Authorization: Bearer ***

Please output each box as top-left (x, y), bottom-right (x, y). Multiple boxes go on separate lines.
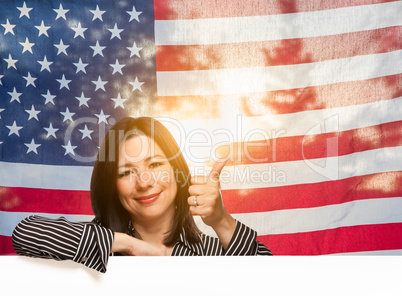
top-left (12, 117), bottom-right (272, 273)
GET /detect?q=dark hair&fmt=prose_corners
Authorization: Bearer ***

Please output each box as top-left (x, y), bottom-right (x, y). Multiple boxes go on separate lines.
top-left (90, 116), bottom-right (201, 246)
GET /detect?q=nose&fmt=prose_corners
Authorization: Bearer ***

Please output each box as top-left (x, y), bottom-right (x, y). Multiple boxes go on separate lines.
top-left (134, 169), bottom-right (156, 191)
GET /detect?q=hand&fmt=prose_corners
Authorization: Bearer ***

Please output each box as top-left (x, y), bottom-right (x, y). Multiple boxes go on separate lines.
top-left (112, 232), bottom-right (167, 256)
top-left (188, 159), bottom-right (236, 248)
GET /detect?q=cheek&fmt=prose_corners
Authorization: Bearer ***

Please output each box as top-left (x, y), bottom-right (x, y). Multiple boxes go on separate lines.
top-left (156, 167), bottom-right (177, 194)
top-left (116, 179), bottom-right (130, 198)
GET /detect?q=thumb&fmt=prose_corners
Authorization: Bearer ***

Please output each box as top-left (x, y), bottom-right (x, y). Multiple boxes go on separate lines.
top-left (208, 158), bottom-right (228, 183)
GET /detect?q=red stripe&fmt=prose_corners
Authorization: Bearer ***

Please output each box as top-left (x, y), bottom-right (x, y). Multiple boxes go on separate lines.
top-left (154, 0), bottom-right (396, 20)
top-left (217, 120), bottom-right (402, 165)
top-left (258, 223), bottom-right (402, 255)
top-left (0, 236), bottom-right (16, 255)
top-left (0, 187), bottom-right (93, 215)
top-left (156, 27), bottom-right (402, 71)
top-left (222, 171), bottom-right (402, 214)
top-left (156, 74), bottom-right (402, 120)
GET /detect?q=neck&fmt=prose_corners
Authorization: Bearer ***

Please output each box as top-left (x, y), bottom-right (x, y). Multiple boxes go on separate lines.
top-left (131, 208), bottom-right (174, 246)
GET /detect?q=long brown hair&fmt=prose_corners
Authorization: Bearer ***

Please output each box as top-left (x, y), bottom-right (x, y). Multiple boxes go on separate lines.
top-left (90, 116), bottom-right (201, 246)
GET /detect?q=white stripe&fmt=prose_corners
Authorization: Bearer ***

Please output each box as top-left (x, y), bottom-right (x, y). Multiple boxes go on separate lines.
top-left (220, 146), bottom-right (402, 189)
top-left (329, 249), bottom-right (402, 256)
top-left (0, 211), bottom-right (93, 237)
top-left (0, 162), bottom-right (92, 190)
top-left (156, 50), bottom-right (402, 96)
top-left (155, 2), bottom-right (402, 45)
top-left (196, 197), bottom-right (402, 236)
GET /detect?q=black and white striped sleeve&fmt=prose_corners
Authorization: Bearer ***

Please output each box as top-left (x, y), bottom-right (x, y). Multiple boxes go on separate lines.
top-left (224, 220), bottom-right (272, 256)
top-left (12, 215), bottom-right (114, 273)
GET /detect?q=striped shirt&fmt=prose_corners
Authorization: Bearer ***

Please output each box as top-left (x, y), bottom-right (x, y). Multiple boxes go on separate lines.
top-left (12, 215), bottom-right (272, 273)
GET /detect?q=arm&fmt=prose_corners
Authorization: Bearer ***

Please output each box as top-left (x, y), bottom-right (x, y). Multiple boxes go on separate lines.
top-left (188, 159), bottom-right (270, 252)
top-left (224, 220), bottom-right (272, 255)
top-left (12, 215), bottom-right (113, 273)
top-left (12, 216), bottom-right (169, 273)
top-left (200, 220), bottom-right (272, 255)
top-left (209, 211), bottom-right (237, 250)
top-left (111, 232), bottom-right (167, 256)
top-left (188, 159), bottom-right (236, 250)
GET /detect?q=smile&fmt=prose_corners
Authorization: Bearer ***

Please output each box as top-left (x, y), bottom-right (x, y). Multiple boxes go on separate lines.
top-left (135, 192), bottom-right (161, 204)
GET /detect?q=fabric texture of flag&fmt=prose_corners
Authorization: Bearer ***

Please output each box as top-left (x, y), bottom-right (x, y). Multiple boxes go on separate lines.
top-left (1, 0), bottom-right (401, 256)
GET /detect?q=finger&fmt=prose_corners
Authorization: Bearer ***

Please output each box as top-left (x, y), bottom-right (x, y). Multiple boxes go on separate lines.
top-left (208, 158), bottom-right (228, 183)
top-left (188, 184), bottom-right (210, 196)
top-left (191, 175), bottom-right (208, 185)
top-left (187, 195), bottom-right (205, 207)
top-left (189, 204), bottom-right (212, 219)
top-left (189, 204), bottom-right (207, 217)
top-left (189, 205), bottom-right (199, 216)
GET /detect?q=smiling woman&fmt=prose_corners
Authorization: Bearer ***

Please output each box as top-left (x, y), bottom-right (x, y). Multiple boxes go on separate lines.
top-left (116, 136), bottom-right (178, 232)
top-left (12, 117), bottom-right (271, 273)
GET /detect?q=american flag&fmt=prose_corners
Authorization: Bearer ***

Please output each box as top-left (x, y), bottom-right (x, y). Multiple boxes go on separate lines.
top-left (1, 0), bottom-right (401, 256)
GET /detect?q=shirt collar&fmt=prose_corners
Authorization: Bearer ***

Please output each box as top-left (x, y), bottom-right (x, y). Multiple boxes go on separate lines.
top-left (177, 227), bottom-right (204, 255)
top-left (128, 221), bottom-right (204, 255)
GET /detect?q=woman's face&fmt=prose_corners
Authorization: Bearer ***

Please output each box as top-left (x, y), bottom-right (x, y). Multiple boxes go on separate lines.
top-left (116, 134), bottom-right (177, 224)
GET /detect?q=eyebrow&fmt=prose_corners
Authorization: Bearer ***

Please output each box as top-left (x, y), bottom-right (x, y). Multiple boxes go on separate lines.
top-left (117, 155), bottom-right (167, 168)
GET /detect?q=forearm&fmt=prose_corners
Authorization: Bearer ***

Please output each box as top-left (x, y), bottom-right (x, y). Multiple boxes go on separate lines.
top-left (211, 213), bottom-right (237, 251)
top-left (12, 215), bottom-right (83, 260)
top-left (12, 215), bottom-right (114, 273)
top-left (111, 232), bottom-right (134, 254)
top-left (111, 232), bottom-right (167, 256)
top-left (216, 220), bottom-right (273, 255)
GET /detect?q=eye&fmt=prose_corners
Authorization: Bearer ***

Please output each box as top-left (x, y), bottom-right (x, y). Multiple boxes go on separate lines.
top-left (118, 170), bottom-right (131, 178)
top-left (118, 168), bottom-right (138, 178)
top-left (149, 162), bottom-right (163, 169)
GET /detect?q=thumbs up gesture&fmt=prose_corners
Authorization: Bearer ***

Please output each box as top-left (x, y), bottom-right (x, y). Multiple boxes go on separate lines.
top-left (188, 158), bottom-right (236, 244)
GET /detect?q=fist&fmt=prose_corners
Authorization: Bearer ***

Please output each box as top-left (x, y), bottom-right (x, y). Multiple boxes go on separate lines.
top-left (187, 158), bottom-right (230, 228)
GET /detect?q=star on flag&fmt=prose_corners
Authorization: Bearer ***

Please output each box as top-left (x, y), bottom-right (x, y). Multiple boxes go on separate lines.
top-left (24, 139), bottom-right (41, 154)
top-left (17, 2), bottom-right (33, 19)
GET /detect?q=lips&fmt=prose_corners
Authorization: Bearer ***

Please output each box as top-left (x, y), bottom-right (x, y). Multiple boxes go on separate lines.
top-left (135, 192), bottom-right (160, 204)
